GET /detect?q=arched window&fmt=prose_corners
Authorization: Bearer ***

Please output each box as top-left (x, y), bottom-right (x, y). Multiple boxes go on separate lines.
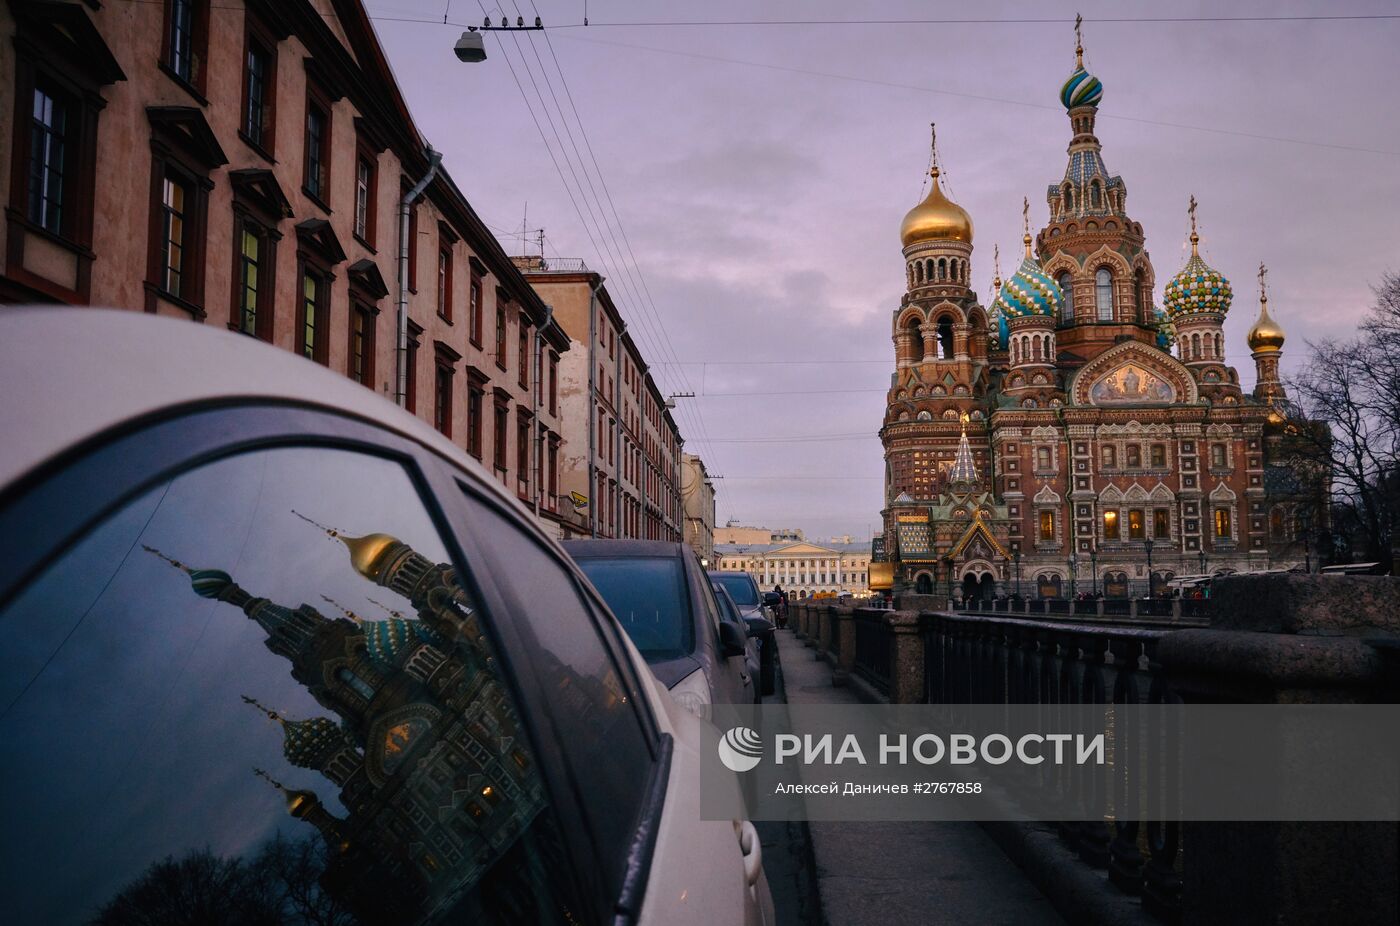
top-left (938, 258), bottom-right (948, 281)
top-left (925, 259), bottom-right (934, 282)
top-left (1063, 183), bottom-right (1074, 213)
top-left (1192, 333), bottom-right (1201, 359)
top-left (1134, 269), bottom-right (1146, 322)
top-left (937, 317), bottom-right (955, 359)
top-left (1090, 181), bottom-right (1102, 208)
top-left (1214, 332), bottom-right (1223, 358)
top-left (1058, 273), bottom-right (1074, 322)
top-left (907, 316), bottom-right (924, 360)
top-left (1095, 268), bottom-right (1113, 321)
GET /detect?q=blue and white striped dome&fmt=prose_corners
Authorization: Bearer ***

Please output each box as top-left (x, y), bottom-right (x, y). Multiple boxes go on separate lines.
top-left (1060, 66), bottom-right (1103, 110)
top-left (994, 257), bottom-right (1063, 319)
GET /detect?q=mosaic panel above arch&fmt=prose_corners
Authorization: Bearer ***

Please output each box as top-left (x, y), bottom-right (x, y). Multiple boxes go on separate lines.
top-left (1069, 342), bottom-right (1198, 407)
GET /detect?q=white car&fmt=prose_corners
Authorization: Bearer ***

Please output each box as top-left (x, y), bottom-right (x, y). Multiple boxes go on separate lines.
top-left (0, 308), bottom-right (773, 926)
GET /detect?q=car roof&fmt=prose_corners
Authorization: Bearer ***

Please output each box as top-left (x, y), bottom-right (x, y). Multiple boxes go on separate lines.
top-left (707, 570), bottom-right (754, 578)
top-left (0, 308), bottom-right (512, 509)
top-left (562, 539), bottom-right (689, 558)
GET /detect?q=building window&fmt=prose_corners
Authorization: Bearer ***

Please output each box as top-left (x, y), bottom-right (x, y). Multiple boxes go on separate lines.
top-left (1101, 445), bottom-right (1117, 468)
top-left (517, 413), bottom-right (531, 493)
top-left (233, 219), bottom-right (274, 338)
top-left (27, 84), bottom-right (69, 234)
top-left (1036, 446), bottom-right (1052, 471)
top-left (1126, 444), bottom-right (1141, 468)
top-left (1153, 508), bottom-right (1170, 539)
top-left (1103, 509), bottom-right (1120, 540)
top-left (1270, 508), bottom-right (1285, 539)
top-left (468, 274), bottom-right (483, 345)
top-left (1150, 443), bottom-right (1167, 468)
top-left (163, 0), bottom-right (207, 90)
top-left (1215, 508), bottom-right (1232, 539)
top-left (1095, 268), bottom-right (1113, 321)
top-left (354, 155), bottom-right (375, 244)
top-left (304, 100), bottom-right (329, 202)
top-left (405, 322), bottom-right (421, 413)
top-left (433, 359), bottom-right (454, 437)
top-left (518, 325), bottom-right (531, 389)
top-left (1210, 443), bottom-right (1228, 468)
top-left (496, 306), bottom-right (508, 369)
top-left (1039, 510), bottom-right (1055, 541)
top-left (467, 377), bottom-right (485, 459)
top-left (494, 395), bottom-right (509, 471)
top-left (548, 352), bottom-right (558, 415)
top-left (548, 437), bottom-right (559, 503)
top-left (158, 173), bottom-right (189, 299)
top-left (241, 36), bottom-right (274, 152)
top-left (1128, 508), bottom-right (1145, 540)
top-left (349, 303), bottom-right (374, 386)
top-left (1058, 273), bottom-right (1073, 322)
top-left (437, 247), bottom-right (453, 320)
top-left (297, 269), bottom-right (327, 363)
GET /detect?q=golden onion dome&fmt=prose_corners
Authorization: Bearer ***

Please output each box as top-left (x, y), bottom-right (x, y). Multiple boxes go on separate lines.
top-left (285, 788), bottom-right (320, 818)
top-left (338, 532), bottom-right (400, 579)
top-left (900, 168), bottom-right (974, 247)
top-left (1247, 296), bottom-right (1285, 353)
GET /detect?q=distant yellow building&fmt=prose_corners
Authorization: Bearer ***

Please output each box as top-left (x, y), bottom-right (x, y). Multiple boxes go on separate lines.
top-left (715, 540), bottom-right (872, 599)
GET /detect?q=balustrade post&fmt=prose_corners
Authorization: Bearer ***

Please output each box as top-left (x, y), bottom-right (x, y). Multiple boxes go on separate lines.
top-left (885, 610), bottom-right (925, 704)
top-left (832, 604), bottom-right (856, 686)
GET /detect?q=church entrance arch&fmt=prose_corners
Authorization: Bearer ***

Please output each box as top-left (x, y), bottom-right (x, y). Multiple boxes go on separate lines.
top-left (914, 572), bottom-right (934, 595)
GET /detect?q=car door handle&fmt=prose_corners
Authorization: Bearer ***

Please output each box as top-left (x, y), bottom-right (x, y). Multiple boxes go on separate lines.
top-left (738, 820), bottom-right (762, 887)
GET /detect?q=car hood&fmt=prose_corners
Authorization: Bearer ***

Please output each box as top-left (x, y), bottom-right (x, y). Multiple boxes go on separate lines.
top-left (648, 653), bottom-right (705, 689)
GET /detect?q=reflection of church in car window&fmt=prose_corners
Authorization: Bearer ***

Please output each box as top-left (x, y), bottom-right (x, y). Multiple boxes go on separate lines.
top-left (140, 516), bottom-right (560, 924)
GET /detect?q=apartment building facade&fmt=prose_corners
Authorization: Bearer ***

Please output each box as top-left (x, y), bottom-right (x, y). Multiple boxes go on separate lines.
top-left (514, 257), bottom-right (683, 541)
top-left (0, 0), bottom-right (570, 532)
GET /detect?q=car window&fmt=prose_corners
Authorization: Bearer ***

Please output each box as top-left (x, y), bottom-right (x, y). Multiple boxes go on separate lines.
top-left (462, 501), bottom-right (655, 898)
top-left (711, 584), bottom-right (741, 625)
top-left (713, 573), bottom-right (759, 607)
top-left (573, 555), bottom-right (693, 660)
top-left (0, 447), bottom-right (586, 925)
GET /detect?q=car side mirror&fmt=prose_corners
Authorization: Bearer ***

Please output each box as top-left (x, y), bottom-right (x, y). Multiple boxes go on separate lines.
top-left (719, 620), bottom-right (747, 658)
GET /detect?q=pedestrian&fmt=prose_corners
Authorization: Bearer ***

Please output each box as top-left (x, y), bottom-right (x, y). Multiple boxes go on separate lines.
top-left (774, 585), bottom-right (789, 628)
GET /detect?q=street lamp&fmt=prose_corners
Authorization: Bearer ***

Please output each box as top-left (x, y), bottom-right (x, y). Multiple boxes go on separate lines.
top-left (1143, 538), bottom-right (1155, 598)
top-left (1068, 552), bottom-right (1078, 599)
top-left (1013, 549), bottom-right (1022, 598)
top-left (1198, 548), bottom-right (1207, 576)
top-left (1090, 545), bottom-right (1098, 596)
top-left (1300, 512), bottom-right (1313, 573)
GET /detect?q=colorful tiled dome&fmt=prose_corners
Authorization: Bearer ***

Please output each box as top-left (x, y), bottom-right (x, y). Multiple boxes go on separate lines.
top-left (1060, 66), bottom-right (1103, 110)
top-left (1164, 253), bottom-right (1232, 319)
top-left (988, 304), bottom-right (1009, 349)
top-left (363, 618), bottom-right (444, 669)
top-left (282, 716), bottom-right (346, 769)
top-left (994, 257), bottom-right (1063, 319)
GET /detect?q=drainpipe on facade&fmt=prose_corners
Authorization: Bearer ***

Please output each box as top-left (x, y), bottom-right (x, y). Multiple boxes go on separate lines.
top-left (396, 145), bottom-right (443, 408)
top-left (586, 277), bottom-right (604, 537)
top-left (615, 322), bottom-right (625, 537)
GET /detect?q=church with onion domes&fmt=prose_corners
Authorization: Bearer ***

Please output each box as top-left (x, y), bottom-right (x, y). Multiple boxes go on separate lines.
top-left (878, 22), bottom-right (1321, 601)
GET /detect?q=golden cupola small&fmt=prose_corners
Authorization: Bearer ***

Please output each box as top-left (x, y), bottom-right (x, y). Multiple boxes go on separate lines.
top-left (1249, 263), bottom-right (1288, 405)
top-left (900, 165), bottom-right (974, 247)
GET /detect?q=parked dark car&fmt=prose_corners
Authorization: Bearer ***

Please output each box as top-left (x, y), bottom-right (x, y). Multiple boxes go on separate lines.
top-left (712, 581), bottom-right (776, 699)
top-left (0, 309), bottom-right (774, 926)
top-left (565, 540), bottom-right (754, 713)
top-left (712, 574), bottom-right (777, 697)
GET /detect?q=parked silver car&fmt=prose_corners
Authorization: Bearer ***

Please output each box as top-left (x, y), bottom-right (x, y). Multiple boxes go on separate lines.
top-left (0, 309), bottom-right (773, 926)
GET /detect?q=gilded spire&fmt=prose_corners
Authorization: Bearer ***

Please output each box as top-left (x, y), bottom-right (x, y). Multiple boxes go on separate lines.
top-left (242, 694), bottom-right (284, 724)
top-left (992, 244), bottom-right (1002, 289)
top-left (367, 596), bottom-right (406, 620)
top-left (1022, 196), bottom-right (1033, 257)
top-left (1188, 194), bottom-right (1199, 256)
top-left (1075, 13), bottom-right (1084, 68)
top-left (320, 595), bottom-right (365, 624)
top-left (293, 509), bottom-right (401, 580)
top-left (142, 545), bottom-right (190, 573)
top-left (929, 121), bottom-right (939, 180)
top-left (1247, 261), bottom-right (1286, 353)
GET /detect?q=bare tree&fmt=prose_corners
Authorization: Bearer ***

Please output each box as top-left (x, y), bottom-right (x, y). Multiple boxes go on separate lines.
top-left (1288, 272), bottom-right (1400, 562)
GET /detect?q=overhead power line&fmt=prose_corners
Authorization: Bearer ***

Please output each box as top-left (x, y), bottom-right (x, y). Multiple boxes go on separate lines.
top-left (551, 14), bottom-right (1400, 27)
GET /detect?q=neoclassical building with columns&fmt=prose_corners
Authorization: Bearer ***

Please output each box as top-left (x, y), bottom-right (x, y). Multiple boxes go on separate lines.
top-left (879, 28), bottom-right (1319, 601)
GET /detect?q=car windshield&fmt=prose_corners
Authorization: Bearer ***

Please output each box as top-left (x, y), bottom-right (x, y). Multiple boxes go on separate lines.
top-left (712, 573), bottom-right (759, 607)
top-left (575, 556), bottom-right (693, 661)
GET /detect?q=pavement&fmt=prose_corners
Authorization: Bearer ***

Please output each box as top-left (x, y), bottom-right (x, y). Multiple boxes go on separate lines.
top-left (771, 628), bottom-right (1067, 926)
